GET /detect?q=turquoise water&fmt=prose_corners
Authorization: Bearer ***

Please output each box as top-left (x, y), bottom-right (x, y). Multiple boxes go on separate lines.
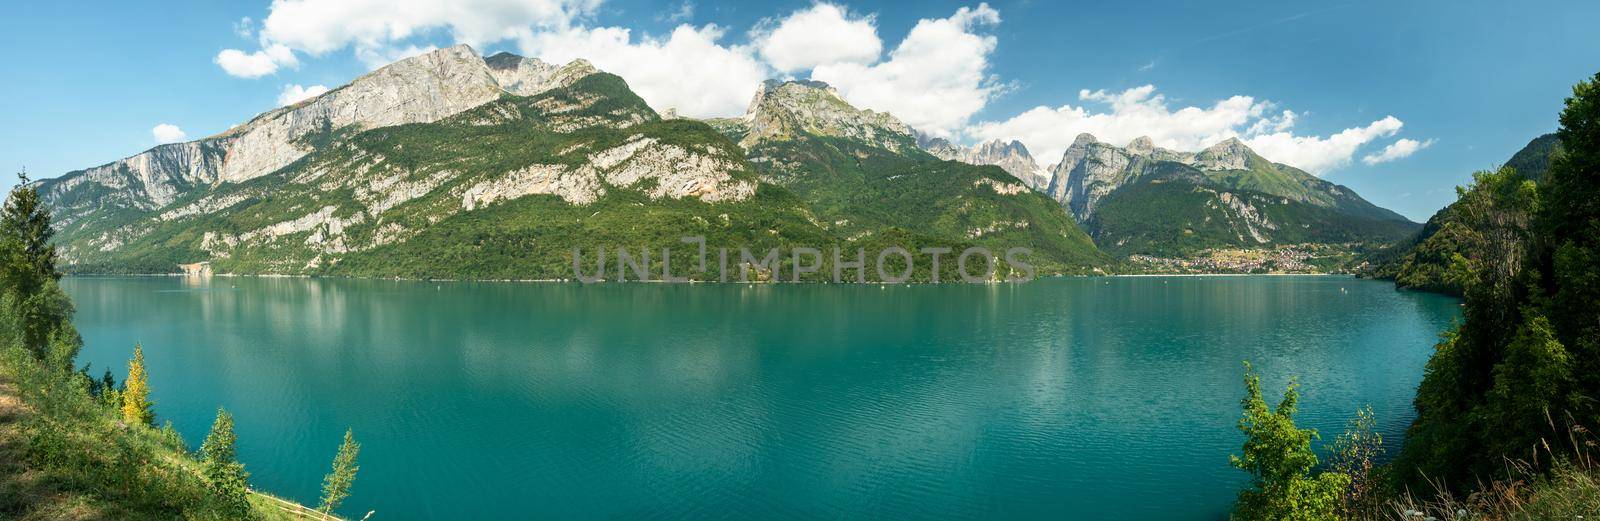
top-left (63, 276), bottom-right (1459, 520)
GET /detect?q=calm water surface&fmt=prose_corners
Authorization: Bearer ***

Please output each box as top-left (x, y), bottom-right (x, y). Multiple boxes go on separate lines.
top-left (64, 275), bottom-right (1459, 520)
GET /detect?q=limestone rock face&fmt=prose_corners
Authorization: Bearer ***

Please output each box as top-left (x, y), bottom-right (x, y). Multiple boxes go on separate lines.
top-left (739, 80), bottom-right (913, 151)
top-left (1046, 134), bottom-right (1148, 220)
top-left (37, 44), bottom-right (596, 229)
top-left (42, 140), bottom-right (228, 229)
top-left (216, 45), bottom-right (505, 184)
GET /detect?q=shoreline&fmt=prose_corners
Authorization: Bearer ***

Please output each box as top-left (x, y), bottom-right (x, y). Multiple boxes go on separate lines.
top-left (60, 271), bottom-right (1356, 284)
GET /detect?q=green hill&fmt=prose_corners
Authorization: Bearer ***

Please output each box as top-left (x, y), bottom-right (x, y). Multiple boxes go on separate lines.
top-left (1366, 133), bottom-right (1561, 293)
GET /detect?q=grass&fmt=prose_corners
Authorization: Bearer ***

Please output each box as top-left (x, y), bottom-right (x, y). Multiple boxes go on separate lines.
top-left (1368, 420), bottom-right (1600, 520)
top-left (0, 348), bottom-right (334, 520)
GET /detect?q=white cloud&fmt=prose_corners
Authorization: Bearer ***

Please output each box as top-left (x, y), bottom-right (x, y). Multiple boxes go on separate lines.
top-left (1362, 138), bottom-right (1434, 165)
top-left (754, 3), bottom-right (881, 73)
top-left (215, 44), bottom-right (298, 78)
top-left (151, 124), bottom-right (187, 144)
top-left (259, 0), bottom-right (599, 54)
top-left (1247, 117), bottom-right (1403, 173)
top-left (968, 84), bottom-right (1407, 175)
top-left (218, 0), bottom-right (599, 77)
top-left (810, 4), bottom-right (1002, 138)
top-left (277, 84), bottom-right (330, 106)
top-left (519, 24), bottom-right (767, 118)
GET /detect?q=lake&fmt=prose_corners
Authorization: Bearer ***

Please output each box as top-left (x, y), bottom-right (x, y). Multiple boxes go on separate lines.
top-left (63, 275), bottom-right (1459, 520)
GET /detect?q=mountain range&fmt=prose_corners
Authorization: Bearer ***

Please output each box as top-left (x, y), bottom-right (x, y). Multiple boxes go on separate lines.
top-left (918, 129), bottom-right (1417, 257)
top-left (36, 44), bottom-right (1417, 278)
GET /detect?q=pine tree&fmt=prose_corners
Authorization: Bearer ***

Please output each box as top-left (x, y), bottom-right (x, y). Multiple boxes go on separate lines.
top-left (1, 170), bottom-right (77, 367)
top-left (201, 407), bottom-right (239, 465)
top-left (319, 428), bottom-right (361, 514)
top-left (121, 344), bottom-right (154, 425)
top-left (201, 408), bottom-right (251, 518)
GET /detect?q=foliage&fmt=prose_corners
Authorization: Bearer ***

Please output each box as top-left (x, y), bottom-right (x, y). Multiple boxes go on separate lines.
top-left (1328, 407), bottom-right (1388, 519)
top-left (200, 408), bottom-right (251, 518)
top-left (1390, 71), bottom-right (1600, 498)
top-left (1367, 134), bottom-right (1562, 295)
top-left (1230, 363), bottom-right (1350, 521)
top-left (121, 343), bottom-right (153, 426)
top-left (319, 428), bottom-right (361, 514)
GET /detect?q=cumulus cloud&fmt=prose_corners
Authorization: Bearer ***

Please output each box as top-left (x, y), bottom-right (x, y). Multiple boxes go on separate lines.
top-left (754, 3), bottom-right (881, 73)
top-left (217, 0), bottom-right (599, 77)
top-left (1362, 138), bottom-right (1435, 165)
top-left (277, 84), bottom-right (330, 106)
top-left (811, 4), bottom-right (1002, 138)
top-left (215, 44), bottom-right (298, 78)
top-left (1247, 117), bottom-right (1403, 173)
top-left (519, 24), bottom-right (767, 117)
top-left (969, 84), bottom-right (1409, 175)
top-left (151, 124), bottom-right (187, 144)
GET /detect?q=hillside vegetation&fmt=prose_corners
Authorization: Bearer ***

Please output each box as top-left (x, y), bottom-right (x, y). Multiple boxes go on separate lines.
top-left (0, 175), bottom-right (359, 520)
top-left (1229, 71), bottom-right (1600, 520)
top-left (1365, 134), bottom-right (1563, 294)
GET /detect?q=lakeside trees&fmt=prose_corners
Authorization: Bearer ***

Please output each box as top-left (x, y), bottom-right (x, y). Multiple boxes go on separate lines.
top-left (1234, 71), bottom-right (1600, 518)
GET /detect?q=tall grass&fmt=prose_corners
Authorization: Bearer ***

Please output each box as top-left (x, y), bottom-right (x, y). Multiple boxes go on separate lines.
top-left (1380, 416), bottom-right (1600, 520)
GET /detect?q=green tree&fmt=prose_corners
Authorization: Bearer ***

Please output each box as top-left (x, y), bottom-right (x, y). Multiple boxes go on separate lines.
top-left (1485, 314), bottom-right (1575, 457)
top-left (200, 408), bottom-right (251, 518)
top-left (200, 407), bottom-right (239, 465)
top-left (319, 428), bottom-right (361, 514)
top-left (1230, 363), bottom-right (1349, 521)
top-left (1, 170), bottom-right (60, 282)
top-left (121, 344), bottom-right (154, 425)
top-left (1537, 72), bottom-right (1600, 400)
top-left (0, 171), bottom-right (79, 368)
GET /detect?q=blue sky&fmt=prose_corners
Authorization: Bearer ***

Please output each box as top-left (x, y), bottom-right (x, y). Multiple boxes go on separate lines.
top-left (1, 0), bottom-right (1596, 221)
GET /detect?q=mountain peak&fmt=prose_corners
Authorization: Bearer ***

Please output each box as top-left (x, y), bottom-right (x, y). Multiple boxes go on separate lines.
top-left (1194, 137), bottom-right (1257, 170)
top-left (1072, 133), bottom-right (1099, 146)
top-left (1127, 136), bottom-right (1155, 154)
top-left (740, 78), bottom-right (911, 150)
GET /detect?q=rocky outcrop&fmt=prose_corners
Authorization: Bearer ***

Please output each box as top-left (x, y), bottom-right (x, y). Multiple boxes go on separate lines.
top-left (738, 80), bottom-right (913, 151)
